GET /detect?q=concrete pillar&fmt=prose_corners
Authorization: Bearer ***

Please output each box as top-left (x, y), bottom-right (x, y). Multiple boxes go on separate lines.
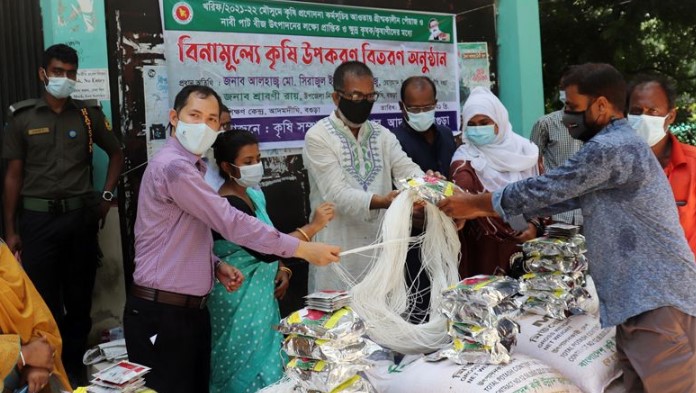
top-left (496, 0), bottom-right (544, 137)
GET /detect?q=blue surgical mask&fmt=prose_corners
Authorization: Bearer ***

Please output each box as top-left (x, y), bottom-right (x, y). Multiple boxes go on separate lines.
top-left (406, 109), bottom-right (436, 132)
top-left (43, 70), bottom-right (76, 99)
top-left (231, 162), bottom-right (264, 188)
top-left (465, 125), bottom-right (496, 146)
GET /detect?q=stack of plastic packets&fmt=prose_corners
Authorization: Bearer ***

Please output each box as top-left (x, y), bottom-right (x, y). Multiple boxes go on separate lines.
top-left (517, 233), bottom-right (594, 319)
top-left (276, 306), bottom-right (378, 393)
top-left (437, 275), bottom-right (521, 365)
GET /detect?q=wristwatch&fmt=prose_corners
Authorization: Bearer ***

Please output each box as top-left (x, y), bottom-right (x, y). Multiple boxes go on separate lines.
top-left (102, 190), bottom-right (115, 202)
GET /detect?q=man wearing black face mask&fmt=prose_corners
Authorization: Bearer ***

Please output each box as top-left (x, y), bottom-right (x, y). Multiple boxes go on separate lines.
top-left (303, 61), bottom-right (423, 292)
top-left (437, 63), bottom-right (696, 392)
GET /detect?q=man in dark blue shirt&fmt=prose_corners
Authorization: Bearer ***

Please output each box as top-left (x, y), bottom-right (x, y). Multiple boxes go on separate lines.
top-left (391, 76), bottom-right (457, 323)
top-left (392, 76), bottom-right (457, 177)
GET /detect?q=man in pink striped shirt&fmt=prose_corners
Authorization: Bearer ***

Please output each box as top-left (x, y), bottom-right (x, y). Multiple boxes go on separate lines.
top-left (124, 85), bottom-right (340, 392)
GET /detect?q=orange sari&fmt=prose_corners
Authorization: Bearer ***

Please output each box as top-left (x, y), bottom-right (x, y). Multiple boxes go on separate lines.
top-left (0, 242), bottom-right (70, 391)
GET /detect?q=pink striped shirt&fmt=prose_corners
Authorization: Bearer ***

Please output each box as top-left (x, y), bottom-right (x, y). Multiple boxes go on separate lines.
top-left (133, 138), bottom-right (299, 296)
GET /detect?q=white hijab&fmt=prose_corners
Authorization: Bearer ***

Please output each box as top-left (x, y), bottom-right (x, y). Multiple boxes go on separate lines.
top-left (452, 87), bottom-right (539, 192)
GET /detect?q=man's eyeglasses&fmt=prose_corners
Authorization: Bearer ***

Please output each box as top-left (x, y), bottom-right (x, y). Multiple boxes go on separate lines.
top-left (335, 90), bottom-right (381, 103)
top-left (220, 121), bottom-right (234, 132)
top-left (404, 103), bottom-right (437, 114)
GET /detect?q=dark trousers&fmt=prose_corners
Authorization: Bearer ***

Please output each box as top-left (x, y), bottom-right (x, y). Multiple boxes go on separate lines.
top-left (616, 307), bottom-right (696, 393)
top-left (123, 295), bottom-right (211, 393)
top-left (19, 208), bottom-right (99, 376)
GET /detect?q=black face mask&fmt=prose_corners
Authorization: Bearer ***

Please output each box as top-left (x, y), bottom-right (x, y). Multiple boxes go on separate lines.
top-left (337, 97), bottom-right (374, 126)
top-left (562, 101), bottom-right (603, 142)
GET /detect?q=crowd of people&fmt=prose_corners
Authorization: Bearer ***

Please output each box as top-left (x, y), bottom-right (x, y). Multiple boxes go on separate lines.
top-left (1, 43), bottom-right (695, 393)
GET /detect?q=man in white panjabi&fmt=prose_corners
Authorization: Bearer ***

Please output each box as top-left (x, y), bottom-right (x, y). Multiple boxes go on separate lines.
top-left (303, 61), bottom-right (423, 291)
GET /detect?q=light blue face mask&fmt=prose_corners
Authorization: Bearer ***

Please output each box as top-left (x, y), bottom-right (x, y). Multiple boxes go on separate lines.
top-left (406, 109), bottom-right (436, 132)
top-left (43, 70), bottom-right (76, 99)
top-left (465, 125), bottom-right (497, 146)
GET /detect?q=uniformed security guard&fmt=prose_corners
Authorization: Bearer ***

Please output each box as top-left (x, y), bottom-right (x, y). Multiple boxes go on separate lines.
top-left (2, 44), bottom-right (123, 385)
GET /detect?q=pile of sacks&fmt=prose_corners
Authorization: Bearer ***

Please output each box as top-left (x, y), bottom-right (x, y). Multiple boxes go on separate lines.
top-left (435, 275), bottom-right (521, 365)
top-left (276, 307), bottom-right (378, 392)
top-left (517, 234), bottom-right (594, 319)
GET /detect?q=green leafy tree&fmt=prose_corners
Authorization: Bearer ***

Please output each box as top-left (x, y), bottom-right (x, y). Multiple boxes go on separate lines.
top-left (539, 0), bottom-right (696, 123)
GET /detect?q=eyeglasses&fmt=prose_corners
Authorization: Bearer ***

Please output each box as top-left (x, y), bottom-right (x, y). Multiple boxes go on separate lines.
top-left (335, 90), bottom-right (381, 103)
top-left (220, 121), bottom-right (234, 132)
top-left (405, 103), bottom-right (437, 114)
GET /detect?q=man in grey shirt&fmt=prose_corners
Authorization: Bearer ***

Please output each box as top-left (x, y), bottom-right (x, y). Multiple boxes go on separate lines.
top-left (530, 69), bottom-right (583, 226)
top-left (439, 63), bottom-right (696, 392)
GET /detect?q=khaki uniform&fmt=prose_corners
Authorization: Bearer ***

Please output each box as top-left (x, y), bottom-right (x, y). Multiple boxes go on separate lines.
top-left (3, 97), bottom-right (119, 198)
top-left (2, 97), bottom-right (121, 380)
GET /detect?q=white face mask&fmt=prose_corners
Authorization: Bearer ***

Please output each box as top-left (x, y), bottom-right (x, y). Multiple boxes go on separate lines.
top-left (175, 120), bottom-right (219, 155)
top-left (232, 162), bottom-right (264, 188)
top-left (628, 114), bottom-right (668, 147)
top-left (406, 109), bottom-right (436, 132)
top-left (43, 70), bottom-right (76, 99)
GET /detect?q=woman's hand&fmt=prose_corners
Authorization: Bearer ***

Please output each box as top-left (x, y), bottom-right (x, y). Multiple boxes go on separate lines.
top-left (215, 262), bottom-right (245, 292)
top-left (311, 202), bottom-right (335, 228)
top-left (20, 337), bottom-right (54, 371)
top-left (24, 366), bottom-right (50, 393)
top-left (274, 264), bottom-right (291, 299)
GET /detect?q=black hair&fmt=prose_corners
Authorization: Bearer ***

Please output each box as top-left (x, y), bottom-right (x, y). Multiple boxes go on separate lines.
top-left (173, 85), bottom-right (224, 115)
top-left (42, 44), bottom-right (78, 69)
top-left (221, 104), bottom-right (230, 114)
top-left (400, 76), bottom-right (437, 102)
top-left (333, 61), bottom-right (373, 92)
top-left (627, 74), bottom-right (677, 110)
top-left (559, 65), bottom-right (578, 88)
top-left (563, 63), bottom-right (626, 113)
top-left (213, 129), bottom-right (259, 177)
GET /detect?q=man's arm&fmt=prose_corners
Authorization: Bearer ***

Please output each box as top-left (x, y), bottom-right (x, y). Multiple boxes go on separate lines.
top-left (3, 160), bottom-right (23, 252)
top-left (164, 160), bottom-right (338, 265)
top-left (530, 116), bottom-right (549, 145)
top-left (91, 108), bottom-right (124, 226)
top-left (2, 114), bottom-right (26, 253)
top-left (91, 109), bottom-right (124, 193)
top-left (440, 140), bottom-right (629, 225)
top-left (437, 190), bottom-right (497, 219)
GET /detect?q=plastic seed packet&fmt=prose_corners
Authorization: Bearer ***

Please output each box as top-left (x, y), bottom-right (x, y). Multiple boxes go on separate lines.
top-left (521, 296), bottom-right (570, 320)
top-left (442, 275), bottom-right (520, 308)
top-left (518, 271), bottom-right (586, 292)
top-left (283, 335), bottom-right (380, 363)
top-left (396, 175), bottom-right (463, 205)
top-left (441, 296), bottom-right (523, 327)
top-left (522, 254), bottom-right (588, 274)
top-left (522, 235), bottom-right (587, 258)
top-left (277, 307), bottom-right (366, 341)
top-left (448, 318), bottom-right (520, 348)
top-left (286, 358), bottom-right (371, 392)
top-left (427, 337), bottom-right (514, 365)
top-left (521, 287), bottom-right (593, 320)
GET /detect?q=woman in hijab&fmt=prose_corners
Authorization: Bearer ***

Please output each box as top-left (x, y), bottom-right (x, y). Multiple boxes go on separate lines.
top-left (451, 87), bottom-right (546, 278)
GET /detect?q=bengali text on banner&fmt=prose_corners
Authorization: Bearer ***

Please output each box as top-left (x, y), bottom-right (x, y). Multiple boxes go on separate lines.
top-left (160, 0), bottom-right (459, 149)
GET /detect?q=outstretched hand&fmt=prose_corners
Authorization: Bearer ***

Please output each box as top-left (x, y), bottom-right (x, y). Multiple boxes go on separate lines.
top-left (438, 190), bottom-right (495, 220)
top-left (295, 241), bottom-right (340, 266)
